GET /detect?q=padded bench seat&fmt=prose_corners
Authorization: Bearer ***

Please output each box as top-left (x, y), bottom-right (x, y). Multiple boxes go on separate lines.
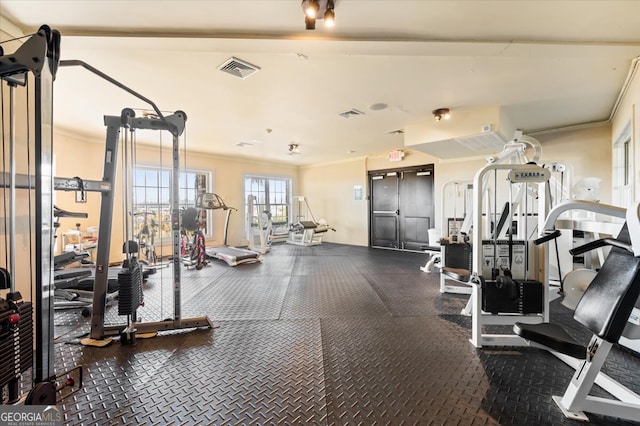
top-left (514, 322), bottom-right (586, 359)
top-left (441, 267), bottom-right (471, 282)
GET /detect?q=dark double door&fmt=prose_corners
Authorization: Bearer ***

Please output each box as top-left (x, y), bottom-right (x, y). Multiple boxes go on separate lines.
top-left (369, 165), bottom-right (435, 251)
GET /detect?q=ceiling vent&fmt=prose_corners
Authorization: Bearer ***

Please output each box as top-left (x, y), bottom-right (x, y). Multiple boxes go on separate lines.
top-left (218, 57), bottom-right (260, 79)
top-left (338, 109), bottom-right (364, 119)
top-left (235, 139), bottom-right (262, 147)
top-left (386, 129), bottom-right (405, 135)
top-left (455, 131), bottom-right (506, 152)
top-left (404, 107), bottom-right (516, 159)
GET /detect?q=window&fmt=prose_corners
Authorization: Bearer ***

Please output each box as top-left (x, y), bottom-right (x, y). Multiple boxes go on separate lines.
top-left (132, 167), bottom-right (211, 243)
top-left (244, 176), bottom-right (291, 235)
top-left (624, 139), bottom-right (631, 187)
top-left (613, 123), bottom-right (632, 207)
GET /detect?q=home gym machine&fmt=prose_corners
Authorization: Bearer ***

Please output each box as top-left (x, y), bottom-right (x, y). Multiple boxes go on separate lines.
top-left (1, 25), bottom-right (82, 404)
top-left (436, 133), bottom-right (561, 347)
top-left (287, 196), bottom-right (335, 246)
top-left (54, 59), bottom-right (213, 345)
top-left (200, 193), bottom-right (263, 266)
top-left (424, 179), bottom-right (473, 291)
top-left (514, 200), bottom-right (640, 422)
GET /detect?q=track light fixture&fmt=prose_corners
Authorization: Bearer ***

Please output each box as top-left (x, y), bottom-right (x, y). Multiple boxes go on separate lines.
top-left (324, 5), bottom-right (335, 26)
top-left (301, 0), bottom-right (335, 30)
top-left (432, 108), bottom-right (451, 121)
top-left (303, 0), bottom-right (319, 18)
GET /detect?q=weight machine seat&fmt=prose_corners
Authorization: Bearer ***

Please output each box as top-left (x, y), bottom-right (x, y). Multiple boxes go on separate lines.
top-left (441, 267), bottom-right (471, 282)
top-left (297, 221), bottom-right (317, 229)
top-left (515, 224), bottom-right (640, 354)
top-left (513, 322), bottom-right (586, 359)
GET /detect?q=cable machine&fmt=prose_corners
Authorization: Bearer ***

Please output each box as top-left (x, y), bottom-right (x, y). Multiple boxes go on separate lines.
top-left (54, 60), bottom-right (213, 344)
top-left (1, 26), bottom-right (81, 404)
top-left (436, 132), bottom-right (570, 346)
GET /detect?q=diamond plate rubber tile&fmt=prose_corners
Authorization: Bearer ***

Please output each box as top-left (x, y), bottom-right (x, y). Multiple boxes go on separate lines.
top-left (292, 255), bottom-right (364, 276)
top-left (182, 274), bottom-right (290, 321)
top-left (365, 271), bottom-right (470, 316)
top-left (48, 242), bottom-right (640, 426)
top-left (62, 319), bottom-right (325, 425)
top-left (221, 255), bottom-right (296, 277)
top-left (322, 315), bottom-right (640, 426)
top-left (100, 264), bottom-right (222, 325)
top-left (355, 248), bottom-right (429, 275)
top-left (58, 331), bottom-right (196, 425)
top-left (479, 347), bottom-right (640, 426)
top-left (321, 315), bottom-right (500, 425)
top-left (266, 242), bottom-right (306, 257)
top-left (280, 274), bottom-right (391, 319)
top-left (274, 244), bottom-right (321, 257)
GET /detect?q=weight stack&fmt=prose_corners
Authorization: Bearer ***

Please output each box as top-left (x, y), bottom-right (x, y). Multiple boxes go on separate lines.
top-left (118, 261), bottom-right (143, 316)
top-left (481, 278), bottom-right (544, 314)
top-left (0, 295), bottom-right (33, 389)
top-left (518, 280), bottom-right (544, 314)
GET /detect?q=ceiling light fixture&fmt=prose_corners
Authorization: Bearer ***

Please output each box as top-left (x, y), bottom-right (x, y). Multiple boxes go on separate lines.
top-left (324, 6), bottom-right (335, 26)
top-left (301, 0), bottom-right (335, 30)
top-left (303, 0), bottom-right (319, 18)
top-left (288, 143), bottom-right (301, 154)
top-left (432, 108), bottom-right (451, 121)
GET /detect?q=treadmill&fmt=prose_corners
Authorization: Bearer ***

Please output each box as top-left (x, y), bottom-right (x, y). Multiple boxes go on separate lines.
top-left (188, 193), bottom-right (262, 267)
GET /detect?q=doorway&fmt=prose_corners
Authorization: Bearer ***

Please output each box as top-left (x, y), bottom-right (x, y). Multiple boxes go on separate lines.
top-left (369, 165), bottom-right (435, 251)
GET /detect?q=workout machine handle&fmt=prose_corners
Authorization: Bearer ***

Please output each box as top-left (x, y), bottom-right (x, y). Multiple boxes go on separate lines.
top-left (53, 205), bottom-right (88, 219)
top-left (534, 229), bottom-right (561, 245)
top-left (59, 59), bottom-right (173, 134)
top-left (569, 238), bottom-right (634, 257)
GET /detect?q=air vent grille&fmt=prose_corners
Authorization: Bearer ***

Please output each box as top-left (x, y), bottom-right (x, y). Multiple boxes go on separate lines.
top-left (386, 129), bottom-right (405, 135)
top-left (219, 57), bottom-right (260, 79)
top-left (455, 131), bottom-right (506, 152)
top-left (338, 109), bottom-right (365, 118)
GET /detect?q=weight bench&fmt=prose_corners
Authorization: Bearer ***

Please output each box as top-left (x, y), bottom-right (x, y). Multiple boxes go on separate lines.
top-left (514, 217), bottom-right (640, 422)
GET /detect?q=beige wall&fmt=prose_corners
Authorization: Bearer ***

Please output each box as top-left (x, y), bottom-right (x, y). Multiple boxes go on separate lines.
top-left (612, 60), bottom-right (640, 205)
top-left (53, 131), bottom-right (298, 263)
top-left (299, 125), bottom-right (612, 247)
top-left (535, 125), bottom-right (612, 204)
top-left (298, 158), bottom-right (369, 246)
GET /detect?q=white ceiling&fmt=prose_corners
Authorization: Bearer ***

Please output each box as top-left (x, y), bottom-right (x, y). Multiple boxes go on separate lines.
top-left (1, 0), bottom-right (640, 165)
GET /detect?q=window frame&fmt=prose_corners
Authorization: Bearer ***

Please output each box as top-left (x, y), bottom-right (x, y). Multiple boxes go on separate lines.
top-left (244, 175), bottom-right (292, 236)
top-left (132, 166), bottom-right (214, 244)
top-left (613, 122), bottom-right (633, 207)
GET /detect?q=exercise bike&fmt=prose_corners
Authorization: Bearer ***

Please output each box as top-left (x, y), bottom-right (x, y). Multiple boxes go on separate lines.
top-left (180, 207), bottom-right (209, 270)
top-left (134, 211), bottom-right (159, 265)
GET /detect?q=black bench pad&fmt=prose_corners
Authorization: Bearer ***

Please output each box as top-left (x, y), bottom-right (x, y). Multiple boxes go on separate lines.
top-left (514, 322), bottom-right (586, 359)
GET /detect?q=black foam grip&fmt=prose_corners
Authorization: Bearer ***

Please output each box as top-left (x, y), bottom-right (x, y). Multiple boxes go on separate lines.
top-left (570, 238), bottom-right (633, 256)
top-left (534, 229), bottom-right (561, 245)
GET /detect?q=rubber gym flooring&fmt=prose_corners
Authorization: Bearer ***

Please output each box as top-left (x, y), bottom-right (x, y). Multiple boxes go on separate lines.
top-left (53, 243), bottom-right (640, 425)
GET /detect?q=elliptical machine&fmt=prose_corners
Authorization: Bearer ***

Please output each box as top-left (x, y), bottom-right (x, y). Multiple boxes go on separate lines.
top-left (246, 194), bottom-right (273, 254)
